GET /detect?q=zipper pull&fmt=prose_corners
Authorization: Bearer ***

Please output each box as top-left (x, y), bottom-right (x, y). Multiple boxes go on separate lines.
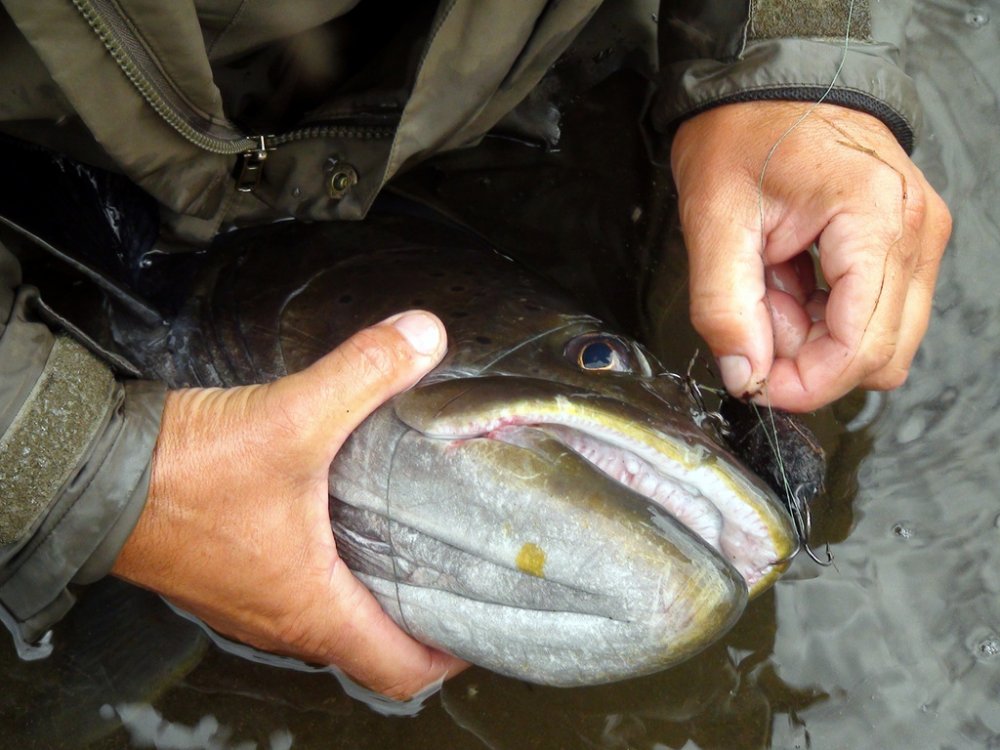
top-left (234, 136), bottom-right (271, 192)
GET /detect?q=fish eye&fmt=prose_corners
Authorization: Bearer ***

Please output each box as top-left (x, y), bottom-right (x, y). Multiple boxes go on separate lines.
top-left (565, 334), bottom-right (633, 373)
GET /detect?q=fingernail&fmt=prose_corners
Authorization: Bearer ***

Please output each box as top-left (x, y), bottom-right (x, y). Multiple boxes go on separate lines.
top-left (719, 355), bottom-right (752, 394)
top-left (390, 312), bottom-right (442, 356)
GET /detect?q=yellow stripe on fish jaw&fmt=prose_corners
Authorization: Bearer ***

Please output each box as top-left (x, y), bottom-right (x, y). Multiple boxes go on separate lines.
top-left (432, 396), bottom-right (796, 594)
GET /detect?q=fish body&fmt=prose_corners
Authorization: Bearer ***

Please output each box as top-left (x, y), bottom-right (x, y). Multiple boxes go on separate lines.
top-left (113, 213), bottom-right (796, 686)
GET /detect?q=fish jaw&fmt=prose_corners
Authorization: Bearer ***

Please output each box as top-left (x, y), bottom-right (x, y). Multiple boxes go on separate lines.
top-left (393, 377), bottom-right (797, 598)
top-left (330, 417), bottom-right (747, 686)
top-left (328, 375), bottom-right (796, 685)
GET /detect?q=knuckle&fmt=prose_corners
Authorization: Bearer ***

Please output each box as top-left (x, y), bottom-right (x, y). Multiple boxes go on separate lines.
top-left (342, 330), bottom-right (402, 384)
top-left (866, 162), bottom-right (925, 239)
top-left (902, 177), bottom-right (928, 226)
top-left (860, 337), bottom-right (897, 373)
top-left (864, 363), bottom-right (910, 391)
top-left (689, 299), bottom-right (748, 341)
top-left (380, 679), bottom-right (420, 702)
top-left (929, 194), bottom-right (954, 250)
top-left (385, 686), bottom-right (414, 701)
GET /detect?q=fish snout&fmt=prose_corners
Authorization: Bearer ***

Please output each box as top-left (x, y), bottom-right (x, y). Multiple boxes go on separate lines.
top-left (330, 422), bottom-right (750, 685)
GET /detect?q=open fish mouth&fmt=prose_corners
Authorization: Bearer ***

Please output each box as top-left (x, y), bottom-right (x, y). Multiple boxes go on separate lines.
top-left (421, 403), bottom-right (796, 596)
top-left (383, 371), bottom-right (798, 683)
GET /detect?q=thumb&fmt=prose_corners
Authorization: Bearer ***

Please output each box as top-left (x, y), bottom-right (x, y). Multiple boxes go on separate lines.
top-left (272, 310), bottom-right (447, 456)
top-left (681, 188), bottom-right (775, 398)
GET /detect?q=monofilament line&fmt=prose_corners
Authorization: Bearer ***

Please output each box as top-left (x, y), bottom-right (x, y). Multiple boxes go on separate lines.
top-left (753, 0), bottom-right (856, 565)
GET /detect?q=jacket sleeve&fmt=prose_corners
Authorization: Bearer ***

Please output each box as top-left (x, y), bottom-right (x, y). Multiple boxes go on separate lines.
top-left (0, 239), bottom-right (164, 647)
top-left (654, 0), bottom-right (919, 152)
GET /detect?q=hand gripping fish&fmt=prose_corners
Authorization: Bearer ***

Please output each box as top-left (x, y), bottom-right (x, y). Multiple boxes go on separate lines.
top-left (103, 212), bottom-right (799, 687)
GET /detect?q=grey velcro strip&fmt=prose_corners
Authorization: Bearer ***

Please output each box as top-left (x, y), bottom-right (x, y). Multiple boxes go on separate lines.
top-left (0, 336), bottom-right (116, 545)
top-left (749, 0), bottom-right (871, 41)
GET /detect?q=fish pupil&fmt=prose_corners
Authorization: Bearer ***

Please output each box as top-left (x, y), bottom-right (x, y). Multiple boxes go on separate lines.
top-left (580, 342), bottom-right (615, 370)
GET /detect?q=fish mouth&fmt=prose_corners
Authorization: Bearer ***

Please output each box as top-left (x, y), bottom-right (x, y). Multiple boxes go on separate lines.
top-left (409, 396), bottom-right (796, 597)
top-left (336, 377), bottom-right (799, 684)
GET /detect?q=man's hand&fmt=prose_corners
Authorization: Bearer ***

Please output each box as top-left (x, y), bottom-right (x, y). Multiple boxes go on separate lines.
top-left (112, 311), bottom-right (467, 700)
top-left (671, 102), bottom-right (952, 411)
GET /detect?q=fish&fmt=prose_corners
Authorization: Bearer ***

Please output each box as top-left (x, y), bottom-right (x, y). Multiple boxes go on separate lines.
top-left (104, 209), bottom-right (798, 687)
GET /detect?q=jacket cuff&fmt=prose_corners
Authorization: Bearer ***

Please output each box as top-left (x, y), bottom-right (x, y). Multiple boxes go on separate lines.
top-left (654, 38), bottom-right (920, 153)
top-left (0, 335), bottom-right (165, 644)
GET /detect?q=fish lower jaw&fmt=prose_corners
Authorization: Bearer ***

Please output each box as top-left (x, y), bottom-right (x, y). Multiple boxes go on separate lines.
top-left (490, 422), bottom-right (783, 592)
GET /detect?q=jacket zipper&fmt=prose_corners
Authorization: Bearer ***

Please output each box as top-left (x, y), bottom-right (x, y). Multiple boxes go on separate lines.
top-left (70, 0), bottom-right (394, 191)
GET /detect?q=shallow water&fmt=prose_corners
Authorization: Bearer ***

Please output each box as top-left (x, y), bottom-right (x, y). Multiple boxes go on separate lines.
top-left (3, 0), bottom-right (1000, 747)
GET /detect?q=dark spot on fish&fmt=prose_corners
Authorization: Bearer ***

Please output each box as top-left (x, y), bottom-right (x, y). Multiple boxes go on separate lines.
top-left (892, 522), bottom-right (914, 539)
top-left (430, 270), bottom-right (446, 278)
top-left (524, 303), bottom-right (542, 311)
top-left (476, 336), bottom-right (492, 345)
top-left (339, 294), bottom-right (353, 304)
top-left (451, 285), bottom-right (466, 292)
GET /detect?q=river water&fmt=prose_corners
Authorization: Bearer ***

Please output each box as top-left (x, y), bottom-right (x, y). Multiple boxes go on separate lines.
top-left (3, 1), bottom-right (999, 748)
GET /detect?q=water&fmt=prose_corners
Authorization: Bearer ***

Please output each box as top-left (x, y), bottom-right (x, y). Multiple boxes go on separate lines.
top-left (3, 0), bottom-right (1000, 747)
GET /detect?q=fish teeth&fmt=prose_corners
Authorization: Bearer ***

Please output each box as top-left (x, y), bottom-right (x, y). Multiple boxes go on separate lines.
top-left (532, 421), bottom-right (782, 589)
top-left (638, 472), bottom-right (659, 497)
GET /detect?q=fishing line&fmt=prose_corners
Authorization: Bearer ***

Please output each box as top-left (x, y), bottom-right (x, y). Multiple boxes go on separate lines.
top-left (754, 0), bottom-right (856, 244)
top-left (383, 433), bottom-right (412, 637)
top-left (750, 0), bottom-right (857, 565)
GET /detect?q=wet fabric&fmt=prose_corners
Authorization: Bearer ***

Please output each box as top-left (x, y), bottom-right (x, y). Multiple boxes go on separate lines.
top-left (0, 0), bottom-right (912, 239)
top-left (0, 335), bottom-right (116, 546)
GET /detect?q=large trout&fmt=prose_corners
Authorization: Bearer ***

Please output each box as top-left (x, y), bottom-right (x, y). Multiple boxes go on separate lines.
top-left (104, 212), bottom-right (797, 686)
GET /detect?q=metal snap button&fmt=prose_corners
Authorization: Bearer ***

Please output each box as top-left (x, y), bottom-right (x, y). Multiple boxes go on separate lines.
top-left (326, 159), bottom-right (359, 200)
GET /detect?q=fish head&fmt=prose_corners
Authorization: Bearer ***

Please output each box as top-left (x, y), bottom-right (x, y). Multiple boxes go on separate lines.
top-left (400, 317), bottom-right (797, 599)
top-left (332, 309), bottom-right (796, 685)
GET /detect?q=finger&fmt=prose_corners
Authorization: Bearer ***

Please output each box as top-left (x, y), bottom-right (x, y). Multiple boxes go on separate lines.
top-left (317, 559), bottom-right (468, 699)
top-left (765, 288), bottom-right (811, 360)
top-left (818, 160), bottom-right (924, 355)
top-left (762, 175), bottom-right (923, 409)
top-left (765, 252), bottom-right (818, 305)
top-left (680, 189), bottom-right (774, 396)
top-left (858, 276), bottom-right (930, 391)
top-left (763, 253), bottom-right (819, 361)
top-left (275, 311), bottom-right (447, 457)
top-left (805, 289), bottom-right (829, 322)
top-left (861, 193), bottom-right (951, 389)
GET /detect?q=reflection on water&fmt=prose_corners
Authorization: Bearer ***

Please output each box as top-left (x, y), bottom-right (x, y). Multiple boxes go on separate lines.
top-left (2, 0), bottom-right (999, 747)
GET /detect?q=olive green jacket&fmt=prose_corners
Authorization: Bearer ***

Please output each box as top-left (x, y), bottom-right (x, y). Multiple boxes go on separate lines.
top-left (0, 0), bottom-right (918, 644)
